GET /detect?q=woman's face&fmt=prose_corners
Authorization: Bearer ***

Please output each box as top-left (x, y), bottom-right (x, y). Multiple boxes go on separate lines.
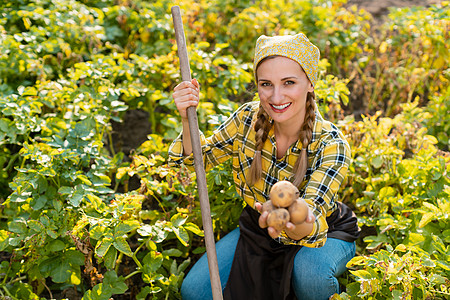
top-left (256, 56), bottom-right (314, 128)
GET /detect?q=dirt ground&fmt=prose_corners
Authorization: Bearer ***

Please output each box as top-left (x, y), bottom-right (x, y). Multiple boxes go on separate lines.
top-left (346, 0), bottom-right (442, 19)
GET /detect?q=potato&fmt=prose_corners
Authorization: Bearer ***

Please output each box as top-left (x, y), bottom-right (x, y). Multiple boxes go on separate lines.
top-left (289, 198), bottom-right (309, 224)
top-left (270, 180), bottom-right (299, 208)
top-left (262, 200), bottom-right (275, 214)
top-left (267, 208), bottom-right (290, 231)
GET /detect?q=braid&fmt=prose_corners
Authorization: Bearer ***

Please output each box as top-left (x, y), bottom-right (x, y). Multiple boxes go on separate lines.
top-left (247, 104), bottom-right (272, 186)
top-left (292, 92), bottom-right (316, 187)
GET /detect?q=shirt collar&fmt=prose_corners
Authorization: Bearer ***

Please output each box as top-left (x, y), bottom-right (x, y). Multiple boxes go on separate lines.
top-left (266, 103), bottom-right (324, 153)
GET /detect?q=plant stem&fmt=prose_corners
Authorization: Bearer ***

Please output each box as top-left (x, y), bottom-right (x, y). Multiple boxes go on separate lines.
top-left (124, 270), bottom-right (141, 280)
top-left (152, 194), bottom-right (167, 216)
top-left (2, 286), bottom-right (14, 299)
top-left (131, 254), bottom-right (143, 270)
top-left (107, 130), bottom-right (115, 156)
top-left (3, 153), bottom-right (20, 172)
top-left (115, 252), bottom-right (124, 274)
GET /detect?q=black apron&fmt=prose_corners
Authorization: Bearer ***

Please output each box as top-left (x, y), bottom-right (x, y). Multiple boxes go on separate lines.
top-left (223, 202), bottom-right (360, 300)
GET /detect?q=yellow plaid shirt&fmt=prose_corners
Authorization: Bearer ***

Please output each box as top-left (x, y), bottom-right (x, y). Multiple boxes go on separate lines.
top-left (168, 101), bottom-right (351, 248)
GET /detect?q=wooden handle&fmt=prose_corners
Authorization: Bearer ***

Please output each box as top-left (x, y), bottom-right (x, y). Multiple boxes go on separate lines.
top-left (171, 6), bottom-right (223, 300)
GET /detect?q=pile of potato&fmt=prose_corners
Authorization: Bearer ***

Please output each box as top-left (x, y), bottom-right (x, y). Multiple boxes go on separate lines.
top-left (262, 180), bottom-right (309, 230)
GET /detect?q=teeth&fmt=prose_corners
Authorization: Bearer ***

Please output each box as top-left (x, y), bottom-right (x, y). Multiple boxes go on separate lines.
top-left (272, 103), bottom-right (291, 110)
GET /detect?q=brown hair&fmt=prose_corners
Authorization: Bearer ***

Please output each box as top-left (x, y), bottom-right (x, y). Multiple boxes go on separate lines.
top-left (247, 92), bottom-right (316, 188)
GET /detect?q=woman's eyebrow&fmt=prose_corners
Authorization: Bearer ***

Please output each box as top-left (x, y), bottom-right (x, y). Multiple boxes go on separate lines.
top-left (281, 76), bottom-right (298, 81)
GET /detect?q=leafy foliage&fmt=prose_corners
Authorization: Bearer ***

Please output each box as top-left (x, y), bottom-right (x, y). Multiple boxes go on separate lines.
top-left (0, 0), bottom-right (448, 299)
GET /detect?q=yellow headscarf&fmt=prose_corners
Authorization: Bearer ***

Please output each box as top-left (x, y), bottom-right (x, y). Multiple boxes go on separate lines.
top-left (253, 33), bottom-right (320, 86)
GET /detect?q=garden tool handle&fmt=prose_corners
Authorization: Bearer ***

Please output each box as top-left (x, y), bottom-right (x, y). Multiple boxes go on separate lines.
top-left (171, 6), bottom-right (223, 300)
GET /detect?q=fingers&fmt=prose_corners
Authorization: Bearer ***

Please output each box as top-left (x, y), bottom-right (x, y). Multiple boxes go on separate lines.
top-left (306, 209), bottom-right (316, 223)
top-left (267, 226), bottom-right (282, 239)
top-left (258, 210), bottom-right (268, 228)
top-left (173, 79), bottom-right (200, 92)
top-left (192, 78), bottom-right (199, 89)
top-left (255, 202), bottom-right (263, 213)
top-left (173, 80), bottom-right (200, 119)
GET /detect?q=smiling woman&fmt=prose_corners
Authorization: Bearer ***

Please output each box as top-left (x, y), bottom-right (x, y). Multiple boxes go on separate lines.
top-left (169, 33), bottom-right (360, 300)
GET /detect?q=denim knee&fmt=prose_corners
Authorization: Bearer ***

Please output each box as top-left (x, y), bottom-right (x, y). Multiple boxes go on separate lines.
top-left (291, 239), bottom-right (355, 300)
top-left (180, 228), bottom-right (240, 300)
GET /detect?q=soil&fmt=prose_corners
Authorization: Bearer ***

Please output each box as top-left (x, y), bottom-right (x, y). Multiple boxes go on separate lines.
top-left (346, 0), bottom-right (441, 20)
top-left (110, 109), bottom-right (153, 161)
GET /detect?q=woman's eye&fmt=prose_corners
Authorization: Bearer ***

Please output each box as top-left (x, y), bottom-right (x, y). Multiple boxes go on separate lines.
top-left (285, 80), bottom-right (295, 85)
top-left (261, 82), bottom-right (271, 87)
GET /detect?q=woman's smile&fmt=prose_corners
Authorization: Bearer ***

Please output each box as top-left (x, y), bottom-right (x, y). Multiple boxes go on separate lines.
top-left (270, 102), bottom-right (292, 112)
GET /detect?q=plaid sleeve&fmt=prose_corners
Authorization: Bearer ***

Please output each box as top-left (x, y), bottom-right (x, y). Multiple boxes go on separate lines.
top-left (279, 138), bottom-right (351, 247)
top-left (168, 103), bottom-right (249, 171)
top-left (167, 130), bottom-right (206, 171)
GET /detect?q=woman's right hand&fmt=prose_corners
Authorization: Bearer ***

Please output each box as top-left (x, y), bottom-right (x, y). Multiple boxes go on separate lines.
top-left (172, 78), bottom-right (200, 120)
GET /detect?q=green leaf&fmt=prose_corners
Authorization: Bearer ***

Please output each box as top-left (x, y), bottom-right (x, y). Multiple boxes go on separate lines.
top-left (65, 250), bottom-right (85, 266)
top-left (10, 282), bottom-right (39, 300)
top-left (70, 187), bottom-right (85, 207)
top-left (371, 156), bottom-right (383, 168)
top-left (162, 249), bottom-right (183, 257)
top-left (136, 286), bottom-right (151, 300)
top-left (418, 212), bottom-right (434, 228)
top-left (349, 270), bottom-right (373, 279)
top-left (421, 258), bottom-right (436, 267)
top-left (114, 220), bottom-right (140, 236)
top-left (0, 230), bottom-right (9, 251)
top-left (103, 270), bottom-right (128, 294)
top-left (104, 247), bottom-right (117, 270)
top-left (58, 186), bottom-right (72, 195)
top-left (37, 175), bottom-right (49, 194)
top-left (77, 174), bottom-right (92, 186)
top-left (50, 262), bottom-right (71, 283)
top-left (184, 222), bottom-right (204, 236)
top-left (96, 237), bottom-right (113, 258)
top-left (170, 259), bottom-right (177, 275)
top-left (27, 220), bottom-right (44, 233)
top-left (113, 236), bottom-right (133, 257)
top-left (173, 227), bottom-right (189, 247)
top-left (178, 258), bottom-right (191, 273)
top-left (90, 225), bottom-right (108, 240)
top-left (143, 251), bottom-right (163, 274)
top-left (86, 194), bottom-right (102, 210)
top-left (392, 290), bottom-right (403, 299)
top-left (137, 224), bottom-right (153, 237)
top-left (9, 220), bottom-right (27, 234)
top-left (171, 213), bottom-right (187, 227)
top-left (48, 239), bottom-right (66, 252)
top-left (31, 195), bottom-right (47, 210)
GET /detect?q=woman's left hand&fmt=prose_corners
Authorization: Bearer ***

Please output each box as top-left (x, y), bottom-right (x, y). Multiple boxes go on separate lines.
top-left (255, 202), bottom-right (315, 240)
top-left (255, 202), bottom-right (295, 239)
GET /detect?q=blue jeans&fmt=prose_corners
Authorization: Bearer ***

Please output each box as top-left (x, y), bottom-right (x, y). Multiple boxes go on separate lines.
top-left (180, 228), bottom-right (355, 300)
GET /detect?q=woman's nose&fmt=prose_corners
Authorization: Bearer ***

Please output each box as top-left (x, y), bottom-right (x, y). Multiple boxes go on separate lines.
top-left (271, 86), bottom-right (284, 103)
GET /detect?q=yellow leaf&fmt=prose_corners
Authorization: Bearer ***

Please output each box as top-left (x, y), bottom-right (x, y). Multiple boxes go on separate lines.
top-left (23, 17), bottom-right (31, 30)
top-left (395, 244), bottom-right (407, 252)
top-left (419, 212), bottom-right (434, 228)
top-left (379, 41), bottom-right (388, 54)
top-left (422, 202), bottom-right (439, 213)
top-left (116, 167), bottom-right (129, 180)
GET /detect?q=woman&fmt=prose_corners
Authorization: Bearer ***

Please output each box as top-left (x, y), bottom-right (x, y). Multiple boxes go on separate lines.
top-left (169, 33), bottom-right (360, 300)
